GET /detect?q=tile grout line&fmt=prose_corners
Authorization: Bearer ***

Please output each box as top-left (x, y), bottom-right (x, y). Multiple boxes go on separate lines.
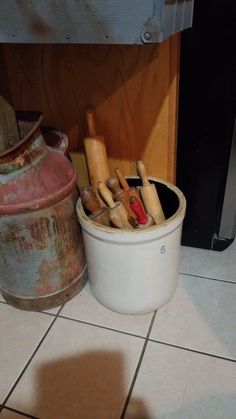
top-left (180, 271), bottom-right (236, 285)
top-left (119, 310), bottom-right (157, 419)
top-left (0, 305), bottom-right (65, 413)
top-left (148, 339), bottom-right (236, 363)
top-left (58, 313), bottom-right (147, 340)
top-left (1, 405), bottom-right (39, 418)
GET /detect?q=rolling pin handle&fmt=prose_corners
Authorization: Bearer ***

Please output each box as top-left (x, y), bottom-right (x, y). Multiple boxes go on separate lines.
top-left (137, 160), bottom-right (150, 187)
top-left (86, 107), bottom-right (97, 136)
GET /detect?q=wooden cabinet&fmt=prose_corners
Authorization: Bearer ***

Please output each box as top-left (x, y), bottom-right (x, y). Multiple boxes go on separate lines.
top-left (0, 34), bottom-right (180, 187)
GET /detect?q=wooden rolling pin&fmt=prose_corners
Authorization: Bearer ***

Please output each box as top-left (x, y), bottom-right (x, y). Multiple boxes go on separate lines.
top-left (106, 176), bottom-right (137, 221)
top-left (84, 108), bottom-right (110, 190)
top-left (137, 160), bottom-right (165, 224)
top-left (129, 196), bottom-right (155, 228)
top-left (80, 186), bottom-right (110, 227)
top-left (97, 181), bottom-right (133, 229)
top-left (114, 167), bottom-right (144, 205)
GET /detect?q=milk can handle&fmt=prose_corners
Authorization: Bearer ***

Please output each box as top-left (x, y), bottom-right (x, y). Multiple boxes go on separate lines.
top-left (53, 131), bottom-right (68, 155)
top-left (41, 127), bottom-right (68, 155)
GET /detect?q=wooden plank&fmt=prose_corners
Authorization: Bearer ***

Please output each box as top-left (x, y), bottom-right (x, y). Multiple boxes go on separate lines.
top-left (2, 36), bottom-right (179, 186)
top-left (167, 33), bottom-right (180, 184)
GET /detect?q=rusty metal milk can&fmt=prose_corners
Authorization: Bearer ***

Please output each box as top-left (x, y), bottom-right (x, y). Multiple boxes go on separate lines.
top-left (0, 111), bottom-right (87, 310)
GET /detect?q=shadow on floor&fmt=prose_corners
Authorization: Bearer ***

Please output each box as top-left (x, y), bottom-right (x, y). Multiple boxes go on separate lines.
top-left (25, 350), bottom-right (151, 419)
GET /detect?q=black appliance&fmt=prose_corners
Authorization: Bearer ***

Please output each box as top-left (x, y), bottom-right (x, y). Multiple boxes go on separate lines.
top-left (177, 0), bottom-right (236, 250)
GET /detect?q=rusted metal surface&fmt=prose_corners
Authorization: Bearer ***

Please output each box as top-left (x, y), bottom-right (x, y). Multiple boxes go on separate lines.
top-left (0, 113), bottom-right (76, 214)
top-left (0, 192), bottom-right (87, 309)
top-left (0, 111), bottom-right (43, 157)
top-left (0, 112), bottom-right (87, 310)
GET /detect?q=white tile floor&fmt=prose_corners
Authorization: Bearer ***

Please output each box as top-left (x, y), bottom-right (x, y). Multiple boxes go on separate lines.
top-left (1, 241), bottom-right (236, 419)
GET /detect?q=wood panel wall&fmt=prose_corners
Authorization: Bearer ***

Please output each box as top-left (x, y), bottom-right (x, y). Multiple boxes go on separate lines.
top-left (1, 35), bottom-right (179, 188)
